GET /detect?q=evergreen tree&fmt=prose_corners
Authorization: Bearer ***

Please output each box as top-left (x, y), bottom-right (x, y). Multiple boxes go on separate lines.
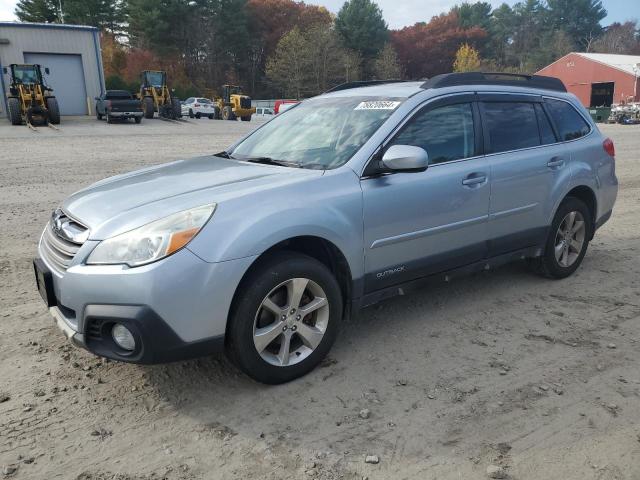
top-left (15, 0), bottom-right (61, 23)
top-left (335, 0), bottom-right (388, 60)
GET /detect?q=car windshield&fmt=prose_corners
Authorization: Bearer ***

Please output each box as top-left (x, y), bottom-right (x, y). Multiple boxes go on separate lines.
top-left (229, 96), bottom-right (404, 169)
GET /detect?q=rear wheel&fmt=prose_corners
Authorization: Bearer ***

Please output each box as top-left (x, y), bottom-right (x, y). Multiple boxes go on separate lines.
top-left (143, 97), bottom-right (155, 119)
top-left (134, 116), bottom-right (142, 124)
top-left (195, 112), bottom-right (201, 119)
top-left (8, 97), bottom-right (22, 125)
top-left (241, 115), bottom-right (251, 122)
top-left (96, 105), bottom-right (103, 120)
top-left (189, 109), bottom-right (194, 118)
top-left (529, 197), bottom-right (592, 279)
top-left (226, 252), bottom-right (342, 384)
top-left (46, 97), bottom-right (60, 124)
top-left (208, 114), bottom-right (214, 119)
top-left (171, 98), bottom-right (181, 119)
top-left (106, 113), bottom-right (113, 124)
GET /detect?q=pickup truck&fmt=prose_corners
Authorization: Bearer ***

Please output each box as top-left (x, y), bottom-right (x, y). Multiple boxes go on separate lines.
top-left (95, 90), bottom-right (143, 124)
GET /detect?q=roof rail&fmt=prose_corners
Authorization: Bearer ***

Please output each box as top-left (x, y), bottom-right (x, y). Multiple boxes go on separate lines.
top-left (420, 72), bottom-right (567, 93)
top-left (324, 79), bottom-right (408, 93)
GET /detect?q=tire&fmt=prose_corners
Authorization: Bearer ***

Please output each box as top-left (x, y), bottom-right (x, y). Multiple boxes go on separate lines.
top-left (46, 97), bottom-right (60, 124)
top-left (106, 113), bottom-right (113, 124)
top-left (208, 114), bottom-right (214, 119)
top-left (241, 115), bottom-right (251, 122)
top-left (226, 251), bottom-right (342, 384)
top-left (8, 97), bottom-right (22, 125)
top-left (143, 97), bottom-right (155, 119)
top-left (134, 116), bottom-right (142, 124)
top-left (195, 112), bottom-right (201, 119)
top-left (222, 106), bottom-right (236, 121)
top-left (189, 109), bottom-right (194, 118)
top-left (529, 197), bottom-right (592, 279)
top-left (171, 98), bottom-right (181, 119)
top-left (96, 105), bottom-right (103, 120)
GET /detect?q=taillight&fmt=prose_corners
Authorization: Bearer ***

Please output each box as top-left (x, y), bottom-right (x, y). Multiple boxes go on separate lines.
top-left (105, 100), bottom-right (112, 109)
top-left (603, 138), bottom-right (615, 157)
top-left (194, 103), bottom-right (200, 107)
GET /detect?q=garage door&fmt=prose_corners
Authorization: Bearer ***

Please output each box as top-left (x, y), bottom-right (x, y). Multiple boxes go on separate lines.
top-left (23, 53), bottom-right (88, 115)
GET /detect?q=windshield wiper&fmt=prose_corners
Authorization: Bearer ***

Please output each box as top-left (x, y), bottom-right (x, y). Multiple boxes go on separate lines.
top-left (241, 156), bottom-right (301, 168)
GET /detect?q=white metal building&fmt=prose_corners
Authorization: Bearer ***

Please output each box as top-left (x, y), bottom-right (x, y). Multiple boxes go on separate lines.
top-left (0, 22), bottom-right (105, 118)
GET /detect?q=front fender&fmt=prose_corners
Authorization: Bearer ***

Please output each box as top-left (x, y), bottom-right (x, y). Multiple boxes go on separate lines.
top-left (186, 169), bottom-right (365, 281)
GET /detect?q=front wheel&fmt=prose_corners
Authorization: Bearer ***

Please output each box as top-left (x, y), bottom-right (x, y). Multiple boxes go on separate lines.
top-left (226, 252), bottom-right (342, 384)
top-left (46, 97), bottom-right (60, 124)
top-left (529, 197), bottom-right (592, 279)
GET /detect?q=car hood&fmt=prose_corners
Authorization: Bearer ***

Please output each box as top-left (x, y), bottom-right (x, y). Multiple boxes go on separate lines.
top-left (62, 155), bottom-right (322, 240)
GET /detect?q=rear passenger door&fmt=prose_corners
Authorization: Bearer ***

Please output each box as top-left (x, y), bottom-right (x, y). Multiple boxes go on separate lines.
top-left (481, 95), bottom-right (571, 256)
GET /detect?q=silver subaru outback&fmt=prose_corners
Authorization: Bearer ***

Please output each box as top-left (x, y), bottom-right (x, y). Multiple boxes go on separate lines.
top-left (35, 73), bottom-right (618, 384)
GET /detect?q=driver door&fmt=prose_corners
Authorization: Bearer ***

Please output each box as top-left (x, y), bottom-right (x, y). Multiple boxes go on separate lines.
top-left (361, 96), bottom-right (490, 293)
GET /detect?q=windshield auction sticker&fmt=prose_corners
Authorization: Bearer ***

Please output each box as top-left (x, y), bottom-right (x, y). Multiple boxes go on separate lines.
top-left (355, 101), bottom-right (401, 110)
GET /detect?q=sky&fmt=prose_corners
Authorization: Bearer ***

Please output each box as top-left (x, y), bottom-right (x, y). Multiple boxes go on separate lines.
top-left (0, 0), bottom-right (637, 28)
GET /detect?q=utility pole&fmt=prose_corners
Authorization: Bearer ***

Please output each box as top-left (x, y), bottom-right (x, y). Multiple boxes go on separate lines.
top-left (58, 0), bottom-right (64, 23)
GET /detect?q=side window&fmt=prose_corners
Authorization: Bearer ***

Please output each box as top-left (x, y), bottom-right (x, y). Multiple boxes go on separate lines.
top-left (390, 103), bottom-right (475, 164)
top-left (482, 102), bottom-right (540, 153)
top-left (545, 98), bottom-right (590, 141)
top-left (186, 97), bottom-right (194, 104)
top-left (534, 103), bottom-right (557, 145)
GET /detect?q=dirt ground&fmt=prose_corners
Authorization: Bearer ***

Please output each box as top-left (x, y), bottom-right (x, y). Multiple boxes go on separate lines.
top-left (0, 117), bottom-right (639, 480)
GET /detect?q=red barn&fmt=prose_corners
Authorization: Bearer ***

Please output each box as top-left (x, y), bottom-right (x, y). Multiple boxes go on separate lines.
top-left (537, 52), bottom-right (640, 107)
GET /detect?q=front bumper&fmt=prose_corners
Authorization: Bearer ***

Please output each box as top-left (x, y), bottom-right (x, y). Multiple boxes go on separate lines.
top-left (36, 244), bottom-right (257, 364)
top-left (47, 304), bottom-right (224, 363)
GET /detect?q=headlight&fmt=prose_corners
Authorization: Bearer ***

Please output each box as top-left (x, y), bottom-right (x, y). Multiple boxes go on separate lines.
top-left (87, 204), bottom-right (216, 267)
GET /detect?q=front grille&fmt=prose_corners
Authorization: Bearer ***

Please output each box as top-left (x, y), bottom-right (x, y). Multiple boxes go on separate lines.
top-left (40, 211), bottom-right (88, 273)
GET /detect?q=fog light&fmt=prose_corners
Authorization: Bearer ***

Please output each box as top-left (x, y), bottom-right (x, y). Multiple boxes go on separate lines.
top-left (112, 323), bottom-right (136, 351)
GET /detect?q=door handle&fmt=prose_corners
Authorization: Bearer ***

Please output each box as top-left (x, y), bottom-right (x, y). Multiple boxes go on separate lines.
top-left (462, 173), bottom-right (487, 186)
top-left (547, 157), bottom-right (565, 168)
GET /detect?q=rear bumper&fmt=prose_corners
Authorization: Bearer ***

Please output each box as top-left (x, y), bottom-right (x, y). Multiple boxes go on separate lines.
top-left (108, 111), bottom-right (143, 118)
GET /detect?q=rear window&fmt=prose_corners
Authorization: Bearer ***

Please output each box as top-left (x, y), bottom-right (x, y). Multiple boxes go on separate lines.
top-left (482, 102), bottom-right (540, 153)
top-left (545, 99), bottom-right (590, 141)
top-left (105, 91), bottom-right (132, 100)
top-left (197, 98), bottom-right (211, 104)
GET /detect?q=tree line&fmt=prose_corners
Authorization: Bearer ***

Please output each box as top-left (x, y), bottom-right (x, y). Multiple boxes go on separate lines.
top-left (14, 0), bottom-right (640, 100)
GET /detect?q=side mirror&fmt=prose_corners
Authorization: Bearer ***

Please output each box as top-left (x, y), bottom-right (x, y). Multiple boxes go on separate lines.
top-left (2, 67), bottom-right (6, 74)
top-left (381, 145), bottom-right (429, 172)
top-left (45, 67), bottom-right (50, 75)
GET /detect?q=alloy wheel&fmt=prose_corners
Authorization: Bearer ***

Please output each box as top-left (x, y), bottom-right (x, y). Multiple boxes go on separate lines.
top-left (253, 278), bottom-right (329, 367)
top-left (554, 211), bottom-right (586, 268)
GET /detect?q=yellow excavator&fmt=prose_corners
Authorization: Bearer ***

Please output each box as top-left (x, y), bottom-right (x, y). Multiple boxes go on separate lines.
top-left (3, 64), bottom-right (60, 126)
top-left (214, 84), bottom-right (255, 121)
top-left (139, 70), bottom-right (181, 119)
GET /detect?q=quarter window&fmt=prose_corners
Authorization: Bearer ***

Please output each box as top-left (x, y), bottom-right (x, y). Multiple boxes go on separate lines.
top-left (390, 103), bottom-right (475, 164)
top-left (545, 98), bottom-right (590, 141)
top-left (482, 102), bottom-right (540, 153)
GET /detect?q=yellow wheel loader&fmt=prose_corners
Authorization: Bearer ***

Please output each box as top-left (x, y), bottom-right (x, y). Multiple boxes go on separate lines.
top-left (139, 70), bottom-right (181, 119)
top-left (215, 85), bottom-right (255, 121)
top-left (3, 64), bottom-right (60, 126)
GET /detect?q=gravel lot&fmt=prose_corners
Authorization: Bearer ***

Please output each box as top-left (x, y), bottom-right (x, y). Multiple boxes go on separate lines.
top-left (0, 117), bottom-right (639, 480)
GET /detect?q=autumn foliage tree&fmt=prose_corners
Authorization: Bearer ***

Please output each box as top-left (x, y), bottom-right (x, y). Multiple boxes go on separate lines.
top-left (453, 43), bottom-right (481, 72)
top-left (391, 12), bottom-right (486, 79)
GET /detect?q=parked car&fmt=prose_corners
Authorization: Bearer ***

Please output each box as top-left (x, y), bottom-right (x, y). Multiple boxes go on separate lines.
top-left (36, 73), bottom-right (617, 384)
top-left (255, 107), bottom-right (274, 118)
top-left (95, 90), bottom-right (143, 124)
top-left (181, 97), bottom-right (218, 119)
